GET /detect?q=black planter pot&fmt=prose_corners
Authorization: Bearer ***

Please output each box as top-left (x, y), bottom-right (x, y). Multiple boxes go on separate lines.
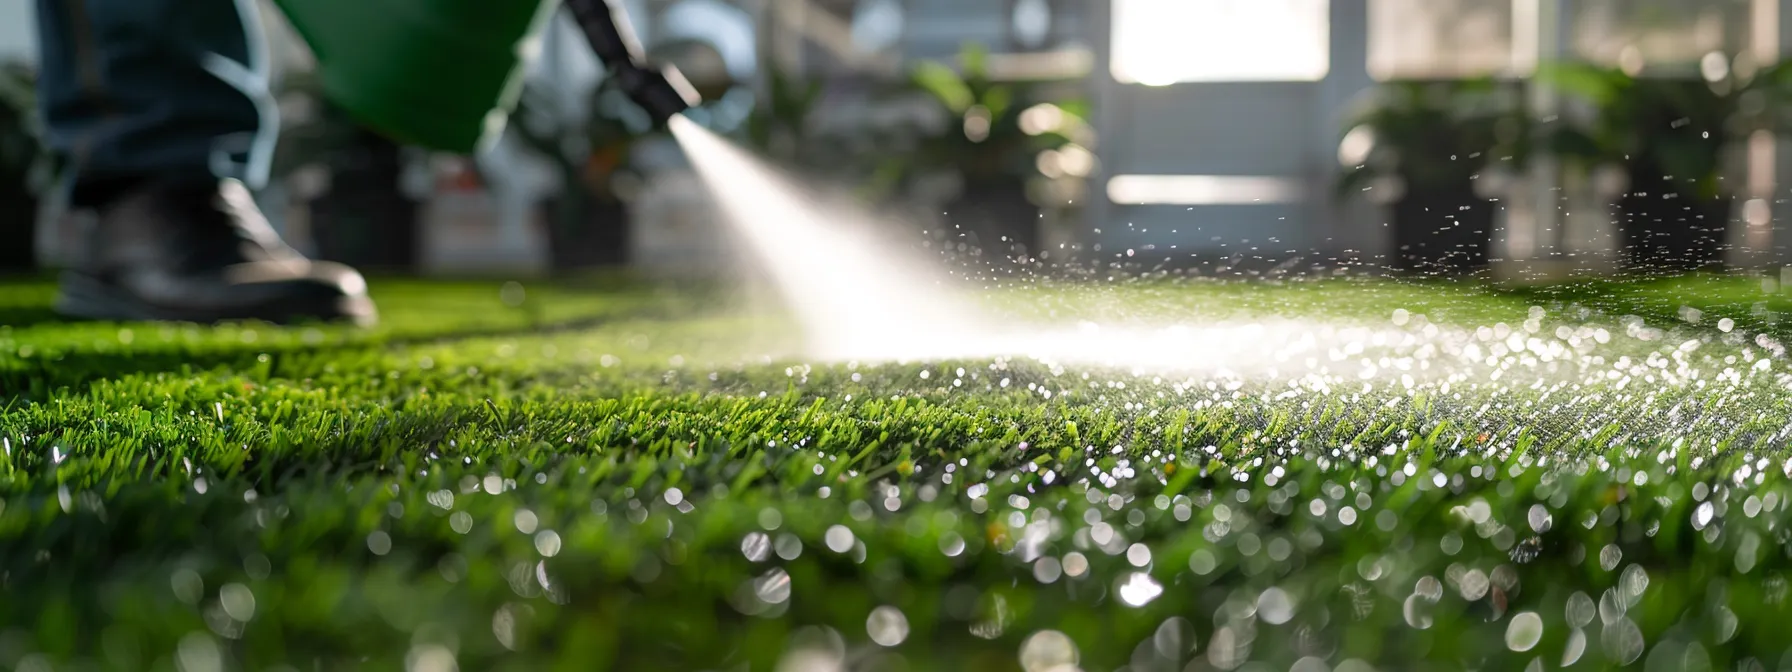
top-left (945, 178), bottom-right (1038, 262)
top-left (1388, 185), bottom-right (1493, 276)
top-left (308, 128), bottom-right (419, 271)
top-left (542, 193), bottom-right (630, 272)
top-left (0, 187), bottom-right (34, 272)
top-left (1615, 165), bottom-right (1730, 274)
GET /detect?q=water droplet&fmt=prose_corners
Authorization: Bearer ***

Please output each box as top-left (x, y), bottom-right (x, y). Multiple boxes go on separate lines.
top-left (1257, 587), bottom-right (1296, 624)
top-left (1063, 552), bottom-right (1089, 578)
top-left (172, 569), bottom-right (204, 605)
top-left (742, 532), bottom-right (772, 562)
top-left (1714, 606), bottom-right (1739, 643)
top-left (775, 533), bottom-right (804, 560)
top-left (1566, 591), bottom-right (1596, 628)
top-left (1189, 549), bottom-right (1218, 575)
top-left (1117, 572), bottom-right (1164, 607)
top-left (825, 525), bottom-right (855, 553)
top-left (1154, 616), bottom-right (1197, 659)
top-left (1459, 569), bottom-right (1490, 601)
top-left (755, 568), bottom-right (792, 604)
top-left (1127, 543), bottom-right (1152, 567)
top-left (177, 632), bottom-right (222, 672)
top-left (1599, 544), bottom-right (1623, 571)
top-left (219, 583), bottom-right (256, 622)
top-left (1207, 626), bottom-right (1247, 669)
top-left (1562, 627), bottom-right (1587, 666)
top-left (1527, 504), bottom-right (1552, 533)
top-left (1619, 564), bottom-right (1649, 605)
top-left (1599, 587), bottom-right (1627, 624)
top-left (1506, 611), bottom-right (1544, 651)
top-left (1600, 618), bottom-right (1645, 665)
top-left (407, 644), bottom-right (457, 672)
top-left (534, 530), bottom-right (561, 557)
top-left (1415, 576), bottom-right (1444, 601)
top-left (367, 531), bottom-right (393, 556)
top-left (1694, 501), bottom-right (1715, 529)
top-left (1404, 593), bottom-right (1436, 629)
top-left (866, 606), bottom-right (909, 646)
top-left (939, 532), bottom-right (966, 557)
top-left (1019, 630), bottom-right (1079, 672)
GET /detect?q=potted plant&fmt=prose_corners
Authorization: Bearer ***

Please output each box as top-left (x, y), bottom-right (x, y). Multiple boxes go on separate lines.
top-left (904, 44), bottom-right (1085, 262)
top-left (1541, 62), bottom-right (1792, 273)
top-left (511, 81), bottom-right (653, 272)
top-left (0, 61), bottom-right (52, 272)
top-left (1337, 78), bottom-right (1528, 276)
top-left (275, 71), bottom-right (422, 271)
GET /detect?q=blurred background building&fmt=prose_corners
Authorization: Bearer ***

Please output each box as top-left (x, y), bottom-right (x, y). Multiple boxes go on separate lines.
top-left (1, 0), bottom-right (1790, 279)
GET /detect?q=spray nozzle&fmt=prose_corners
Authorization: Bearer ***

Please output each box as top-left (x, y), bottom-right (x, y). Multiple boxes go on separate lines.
top-left (613, 63), bottom-right (700, 127)
top-left (566, 0), bottom-right (701, 128)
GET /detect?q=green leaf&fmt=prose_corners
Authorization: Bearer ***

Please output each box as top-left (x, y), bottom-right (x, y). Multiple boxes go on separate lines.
top-left (912, 62), bottom-right (974, 114)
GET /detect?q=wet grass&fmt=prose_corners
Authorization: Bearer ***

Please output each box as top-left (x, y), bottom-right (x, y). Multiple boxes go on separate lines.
top-left (1, 275), bottom-right (1791, 670)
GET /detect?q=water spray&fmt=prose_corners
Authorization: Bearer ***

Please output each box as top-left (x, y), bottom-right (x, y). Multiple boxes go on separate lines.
top-left (561, 0), bottom-right (1402, 373)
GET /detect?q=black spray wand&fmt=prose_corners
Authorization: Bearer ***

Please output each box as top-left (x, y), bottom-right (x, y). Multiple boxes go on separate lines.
top-left (563, 0), bottom-right (703, 127)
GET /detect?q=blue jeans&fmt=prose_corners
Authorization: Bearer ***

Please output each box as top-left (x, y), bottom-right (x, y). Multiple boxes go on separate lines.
top-left (35, 0), bottom-right (278, 201)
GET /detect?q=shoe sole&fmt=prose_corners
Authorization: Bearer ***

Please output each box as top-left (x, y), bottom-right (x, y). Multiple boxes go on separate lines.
top-left (54, 273), bottom-right (378, 327)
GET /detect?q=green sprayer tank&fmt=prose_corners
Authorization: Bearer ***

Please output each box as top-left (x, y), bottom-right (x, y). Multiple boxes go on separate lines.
top-left (273, 0), bottom-right (557, 153)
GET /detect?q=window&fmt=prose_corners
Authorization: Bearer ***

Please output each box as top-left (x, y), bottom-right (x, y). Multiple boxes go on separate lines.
top-left (1011, 0), bottom-right (1053, 49)
top-left (1109, 0), bottom-right (1329, 85)
top-left (1368, 0), bottom-right (1526, 80)
top-left (851, 0), bottom-right (905, 54)
top-left (1571, 0), bottom-right (1757, 73)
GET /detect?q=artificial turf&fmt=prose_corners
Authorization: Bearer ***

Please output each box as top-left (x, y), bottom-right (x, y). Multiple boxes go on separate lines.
top-left (3, 273), bottom-right (1792, 670)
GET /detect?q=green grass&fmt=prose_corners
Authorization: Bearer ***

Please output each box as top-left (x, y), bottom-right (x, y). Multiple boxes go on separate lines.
top-left (2, 275), bottom-right (1792, 670)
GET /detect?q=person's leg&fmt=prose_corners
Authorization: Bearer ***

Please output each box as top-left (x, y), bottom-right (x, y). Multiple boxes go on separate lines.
top-left (36, 0), bottom-right (374, 324)
top-left (36, 0), bottom-right (275, 198)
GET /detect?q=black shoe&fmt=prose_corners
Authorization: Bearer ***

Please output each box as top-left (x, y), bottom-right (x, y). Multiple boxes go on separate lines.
top-left (54, 178), bottom-right (377, 325)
